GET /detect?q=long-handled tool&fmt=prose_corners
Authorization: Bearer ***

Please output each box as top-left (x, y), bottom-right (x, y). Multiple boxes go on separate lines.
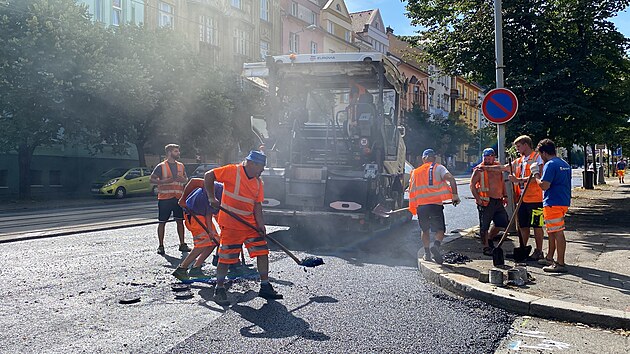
top-left (218, 206), bottom-right (324, 268)
top-left (185, 209), bottom-right (248, 266)
top-left (509, 160), bottom-right (532, 262)
top-left (492, 173), bottom-right (535, 266)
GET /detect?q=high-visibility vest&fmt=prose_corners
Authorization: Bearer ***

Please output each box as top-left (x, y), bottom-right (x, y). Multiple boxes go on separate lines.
top-left (216, 163), bottom-right (263, 230)
top-left (157, 161), bottom-right (185, 200)
top-left (408, 162), bottom-right (452, 215)
top-left (474, 162), bottom-right (504, 206)
top-left (515, 151), bottom-right (543, 203)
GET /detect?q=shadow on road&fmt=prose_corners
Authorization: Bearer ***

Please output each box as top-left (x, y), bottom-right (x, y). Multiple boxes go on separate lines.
top-left (231, 296), bottom-right (335, 340)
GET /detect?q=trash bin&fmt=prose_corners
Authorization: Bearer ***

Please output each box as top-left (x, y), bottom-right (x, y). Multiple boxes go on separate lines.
top-left (583, 170), bottom-right (594, 189)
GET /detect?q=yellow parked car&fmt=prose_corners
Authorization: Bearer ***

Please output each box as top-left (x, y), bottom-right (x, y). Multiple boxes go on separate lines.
top-left (91, 167), bottom-right (156, 199)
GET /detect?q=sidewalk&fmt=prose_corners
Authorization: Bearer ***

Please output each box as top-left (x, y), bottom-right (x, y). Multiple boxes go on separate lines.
top-left (419, 177), bottom-right (630, 330)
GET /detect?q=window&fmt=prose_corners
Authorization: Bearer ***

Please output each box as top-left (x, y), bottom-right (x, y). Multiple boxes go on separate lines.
top-left (291, 2), bottom-right (298, 16)
top-left (112, 0), bottom-right (122, 26)
top-left (413, 86), bottom-right (419, 103)
top-left (130, 5), bottom-right (136, 25)
top-left (289, 32), bottom-right (299, 53)
top-left (94, 0), bottom-right (103, 22)
top-left (159, 2), bottom-right (174, 29)
top-left (336, 4), bottom-right (341, 11)
top-left (260, 0), bottom-right (269, 21)
top-left (199, 15), bottom-right (218, 46)
top-left (309, 11), bottom-right (316, 24)
top-left (30, 170), bottom-right (43, 186)
top-left (327, 20), bottom-right (333, 33)
top-left (310, 41), bottom-right (317, 54)
top-left (233, 28), bottom-right (250, 56)
top-left (0, 170), bottom-right (7, 188)
top-left (260, 40), bottom-right (269, 60)
top-left (344, 31), bottom-right (351, 42)
top-left (232, 0), bottom-right (242, 9)
top-left (49, 170), bottom-right (61, 186)
top-left (375, 22), bottom-right (379, 29)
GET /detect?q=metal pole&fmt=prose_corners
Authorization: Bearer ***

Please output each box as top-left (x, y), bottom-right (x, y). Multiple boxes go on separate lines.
top-left (494, 0), bottom-right (516, 219)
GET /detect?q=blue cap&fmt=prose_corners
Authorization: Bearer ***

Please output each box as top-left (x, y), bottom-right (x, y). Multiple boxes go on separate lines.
top-left (246, 150), bottom-right (267, 166)
top-left (482, 148), bottom-right (495, 157)
top-left (422, 149), bottom-right (436, 158)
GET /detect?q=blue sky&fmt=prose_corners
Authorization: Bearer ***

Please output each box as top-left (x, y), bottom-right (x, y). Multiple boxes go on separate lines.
top-left (345, 0), bottom-right (630, 38)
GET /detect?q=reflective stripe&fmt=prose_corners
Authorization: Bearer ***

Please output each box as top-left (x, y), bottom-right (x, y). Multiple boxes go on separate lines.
top-left (218, 252), bottom-right (241, 259)
top-left (245, 237), bottom-right (265, 244)
top-left (248, 245), bottom-right (268, 252)
top-left (221, 203), bottom-right (252, 216)
top-left (220, 244), bottom-right (243, 250)
top-left (223, 190), bottom-right (255, 204)
top-left (410, 189), bottom-right (452, 203)
top-left (544, 217), bottom-right (564, 224)
top-left (193, 232), bottom-right (208, 241)
top-left (479, 171), bottom-right (489, 192)
top-left (547, 225), bottom-right (564, 232)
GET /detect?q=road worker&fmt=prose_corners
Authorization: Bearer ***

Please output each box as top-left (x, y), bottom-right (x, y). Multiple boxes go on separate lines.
top-left (616, 158), bottom-right (626, 183)
top-left (150, 144), bottom-right (190, 255)
top-left (470, 148), bottom-right (509, 256)
top-left (409, 149), bottom-right (460, 264)
top-left (509, 135), bottom-right (545, 261)
top-left (535, 139), bottom-right (572, 273)
top-left (205, 150), bottom-right (282, 306)
top-left (171, 178), bottom-right (223, 280)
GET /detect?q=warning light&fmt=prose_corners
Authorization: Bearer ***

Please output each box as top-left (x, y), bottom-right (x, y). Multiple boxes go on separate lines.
top-left (289, 53), bottom-right (297, 61)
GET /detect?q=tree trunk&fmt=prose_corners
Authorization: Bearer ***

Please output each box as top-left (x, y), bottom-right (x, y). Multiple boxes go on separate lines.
top-left (135, 141), bottom-right (146, 167)
top-left (590, 144), bottom-right (597, 185)
top-left (18, 143), bottom-right (33, 200)
top-left (583, 144), bottom-right (588, 170)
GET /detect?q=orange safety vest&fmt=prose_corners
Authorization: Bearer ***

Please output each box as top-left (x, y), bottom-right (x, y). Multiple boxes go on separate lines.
top-left (515, 151), bottom-right (543, 203)
top-left (474, 162), bottom-right (504, 206)
top-left (408, 162), bottom-right (452, 215)
top-left (157, 161), bottom-right (185, 200)
top-left (214, 163), bottom-right (263, 230)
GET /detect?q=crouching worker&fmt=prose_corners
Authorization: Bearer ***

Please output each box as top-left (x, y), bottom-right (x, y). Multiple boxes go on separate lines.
top-left (206, 150), bottom-right (283, 306)
top-left (172, 178), bottom-right (224, 280)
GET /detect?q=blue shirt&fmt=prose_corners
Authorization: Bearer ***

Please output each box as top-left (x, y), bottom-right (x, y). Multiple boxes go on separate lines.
top-left (185, 182), bottom-right (223, 216)
top-left (541, 157), bottom-right (571, 207)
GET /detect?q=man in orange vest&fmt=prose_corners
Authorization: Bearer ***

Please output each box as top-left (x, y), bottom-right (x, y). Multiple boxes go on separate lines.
top-left (409, 149), bottom-right (460, 264)
top-left (205, 150), bottom-right (282, 306)
top-left (470, 148), bottom-right (509, 256)
top-left (150, 144), bottom-right (190, 255)
top-left (509, 135), bottom-right (545, 261)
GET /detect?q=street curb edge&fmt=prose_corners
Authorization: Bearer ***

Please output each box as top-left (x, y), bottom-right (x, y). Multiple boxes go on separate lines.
top-left (418, 259), bottom-right (630, 330)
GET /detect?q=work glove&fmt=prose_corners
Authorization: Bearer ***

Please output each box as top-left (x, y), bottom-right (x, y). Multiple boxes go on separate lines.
top-left (452, 193), bottom-right (461, 206)
top-left (530, 162), bottom-right (540, 176)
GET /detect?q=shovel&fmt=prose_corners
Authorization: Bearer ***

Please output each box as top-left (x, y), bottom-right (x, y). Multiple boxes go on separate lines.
top-left (218, 206), bottom-right (324, 268)
top-left (493, 173), bottom-right (534, 266)
top-left (509, 160), bottom-right (532, 262)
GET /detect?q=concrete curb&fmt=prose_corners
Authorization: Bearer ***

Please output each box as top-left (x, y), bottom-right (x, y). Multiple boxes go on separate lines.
top-left (418, 258), bottom-right (630, 330)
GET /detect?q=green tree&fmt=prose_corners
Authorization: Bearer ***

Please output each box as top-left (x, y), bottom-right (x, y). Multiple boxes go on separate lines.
top-left (405, 0), bottom-right (630, 151)
top-left (0, 0), bottom-right (100, 199)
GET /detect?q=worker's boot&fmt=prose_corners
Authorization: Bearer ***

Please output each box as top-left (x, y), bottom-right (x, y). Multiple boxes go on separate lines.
top-left (430, 244), bottom-right (444, 264)
top-left (213, 287), bottom-right (230, 306)
top-left (172, 267), bottom-right (189, 281)
top-left (258, 283), bottom-right (283, 300)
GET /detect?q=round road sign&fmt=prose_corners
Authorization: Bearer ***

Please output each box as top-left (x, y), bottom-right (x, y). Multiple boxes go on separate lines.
top-left (481, 88), bottom-right (518, 124)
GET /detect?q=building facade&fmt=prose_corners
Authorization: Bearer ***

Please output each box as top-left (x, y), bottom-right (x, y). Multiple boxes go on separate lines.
top-left (427, 64), bottom-right (452, 118)
top-left (280, 0), bottom-right (325, 54)
top-left (79, 0), bottom-right (145, 26)
top-left (453, 77), bottom-right (483, 132)
top-left (349, 9), bottom-right (388, 54)
top-left (320, 0), bottom-right (359, 53)
top-left (387, 32), bottom-right (429, 117)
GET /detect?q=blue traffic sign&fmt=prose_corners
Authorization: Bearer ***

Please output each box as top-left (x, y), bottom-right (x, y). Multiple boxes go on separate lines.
top-left (482, 88), bottom-right (518, 124)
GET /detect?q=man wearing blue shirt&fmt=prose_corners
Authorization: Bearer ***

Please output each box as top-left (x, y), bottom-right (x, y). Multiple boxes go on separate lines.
top-left (535, 139), bottom-right (572, 273)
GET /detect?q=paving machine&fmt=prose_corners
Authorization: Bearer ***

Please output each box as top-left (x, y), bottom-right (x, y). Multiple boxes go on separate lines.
top-left (243, 53), bottom-right (411, 236)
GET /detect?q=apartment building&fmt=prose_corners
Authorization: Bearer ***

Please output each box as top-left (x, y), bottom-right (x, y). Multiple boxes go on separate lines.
top-left (79, 0), bottom-right (145, 26)
top-left (320, 0), bottom-right (359, 53)
top-left (280, 0), bottom-right (325, 54)
top-left (349, 8), bottom-right (388, 54)
top-left (387, 31), bottom-right (429, 117)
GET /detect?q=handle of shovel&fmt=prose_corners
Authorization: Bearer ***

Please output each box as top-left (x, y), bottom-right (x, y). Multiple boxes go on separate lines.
top-left (508, 157), bottom-right (524, 245)
top-left (183, 208), bottom-right (220, 247)
top-left (218, 206), bottom-right (303, 265)
top-left (496, 173), bottom-right (535, 248)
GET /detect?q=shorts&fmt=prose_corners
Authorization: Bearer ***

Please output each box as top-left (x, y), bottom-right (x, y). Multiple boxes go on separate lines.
top-left (158, 198), bottom-right (184, 222)
top-left (618, 170), bottom-right (625, 177)
top-left (217, 227), bottom-right (269, 265)
top-left (478, 198), bottom-right (509, 234)
top-left (417, 204), bottom-right (446, 233)
top-left (518, 202), bottom-right (544, 228)
top-left (184, 213), bottom-right (218, 248)
top-left (543, 206), bottom-right (569, 233)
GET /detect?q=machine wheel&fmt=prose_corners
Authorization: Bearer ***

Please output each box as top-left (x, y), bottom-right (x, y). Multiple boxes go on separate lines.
top-left (115, 187), bottom-right (127, 199)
